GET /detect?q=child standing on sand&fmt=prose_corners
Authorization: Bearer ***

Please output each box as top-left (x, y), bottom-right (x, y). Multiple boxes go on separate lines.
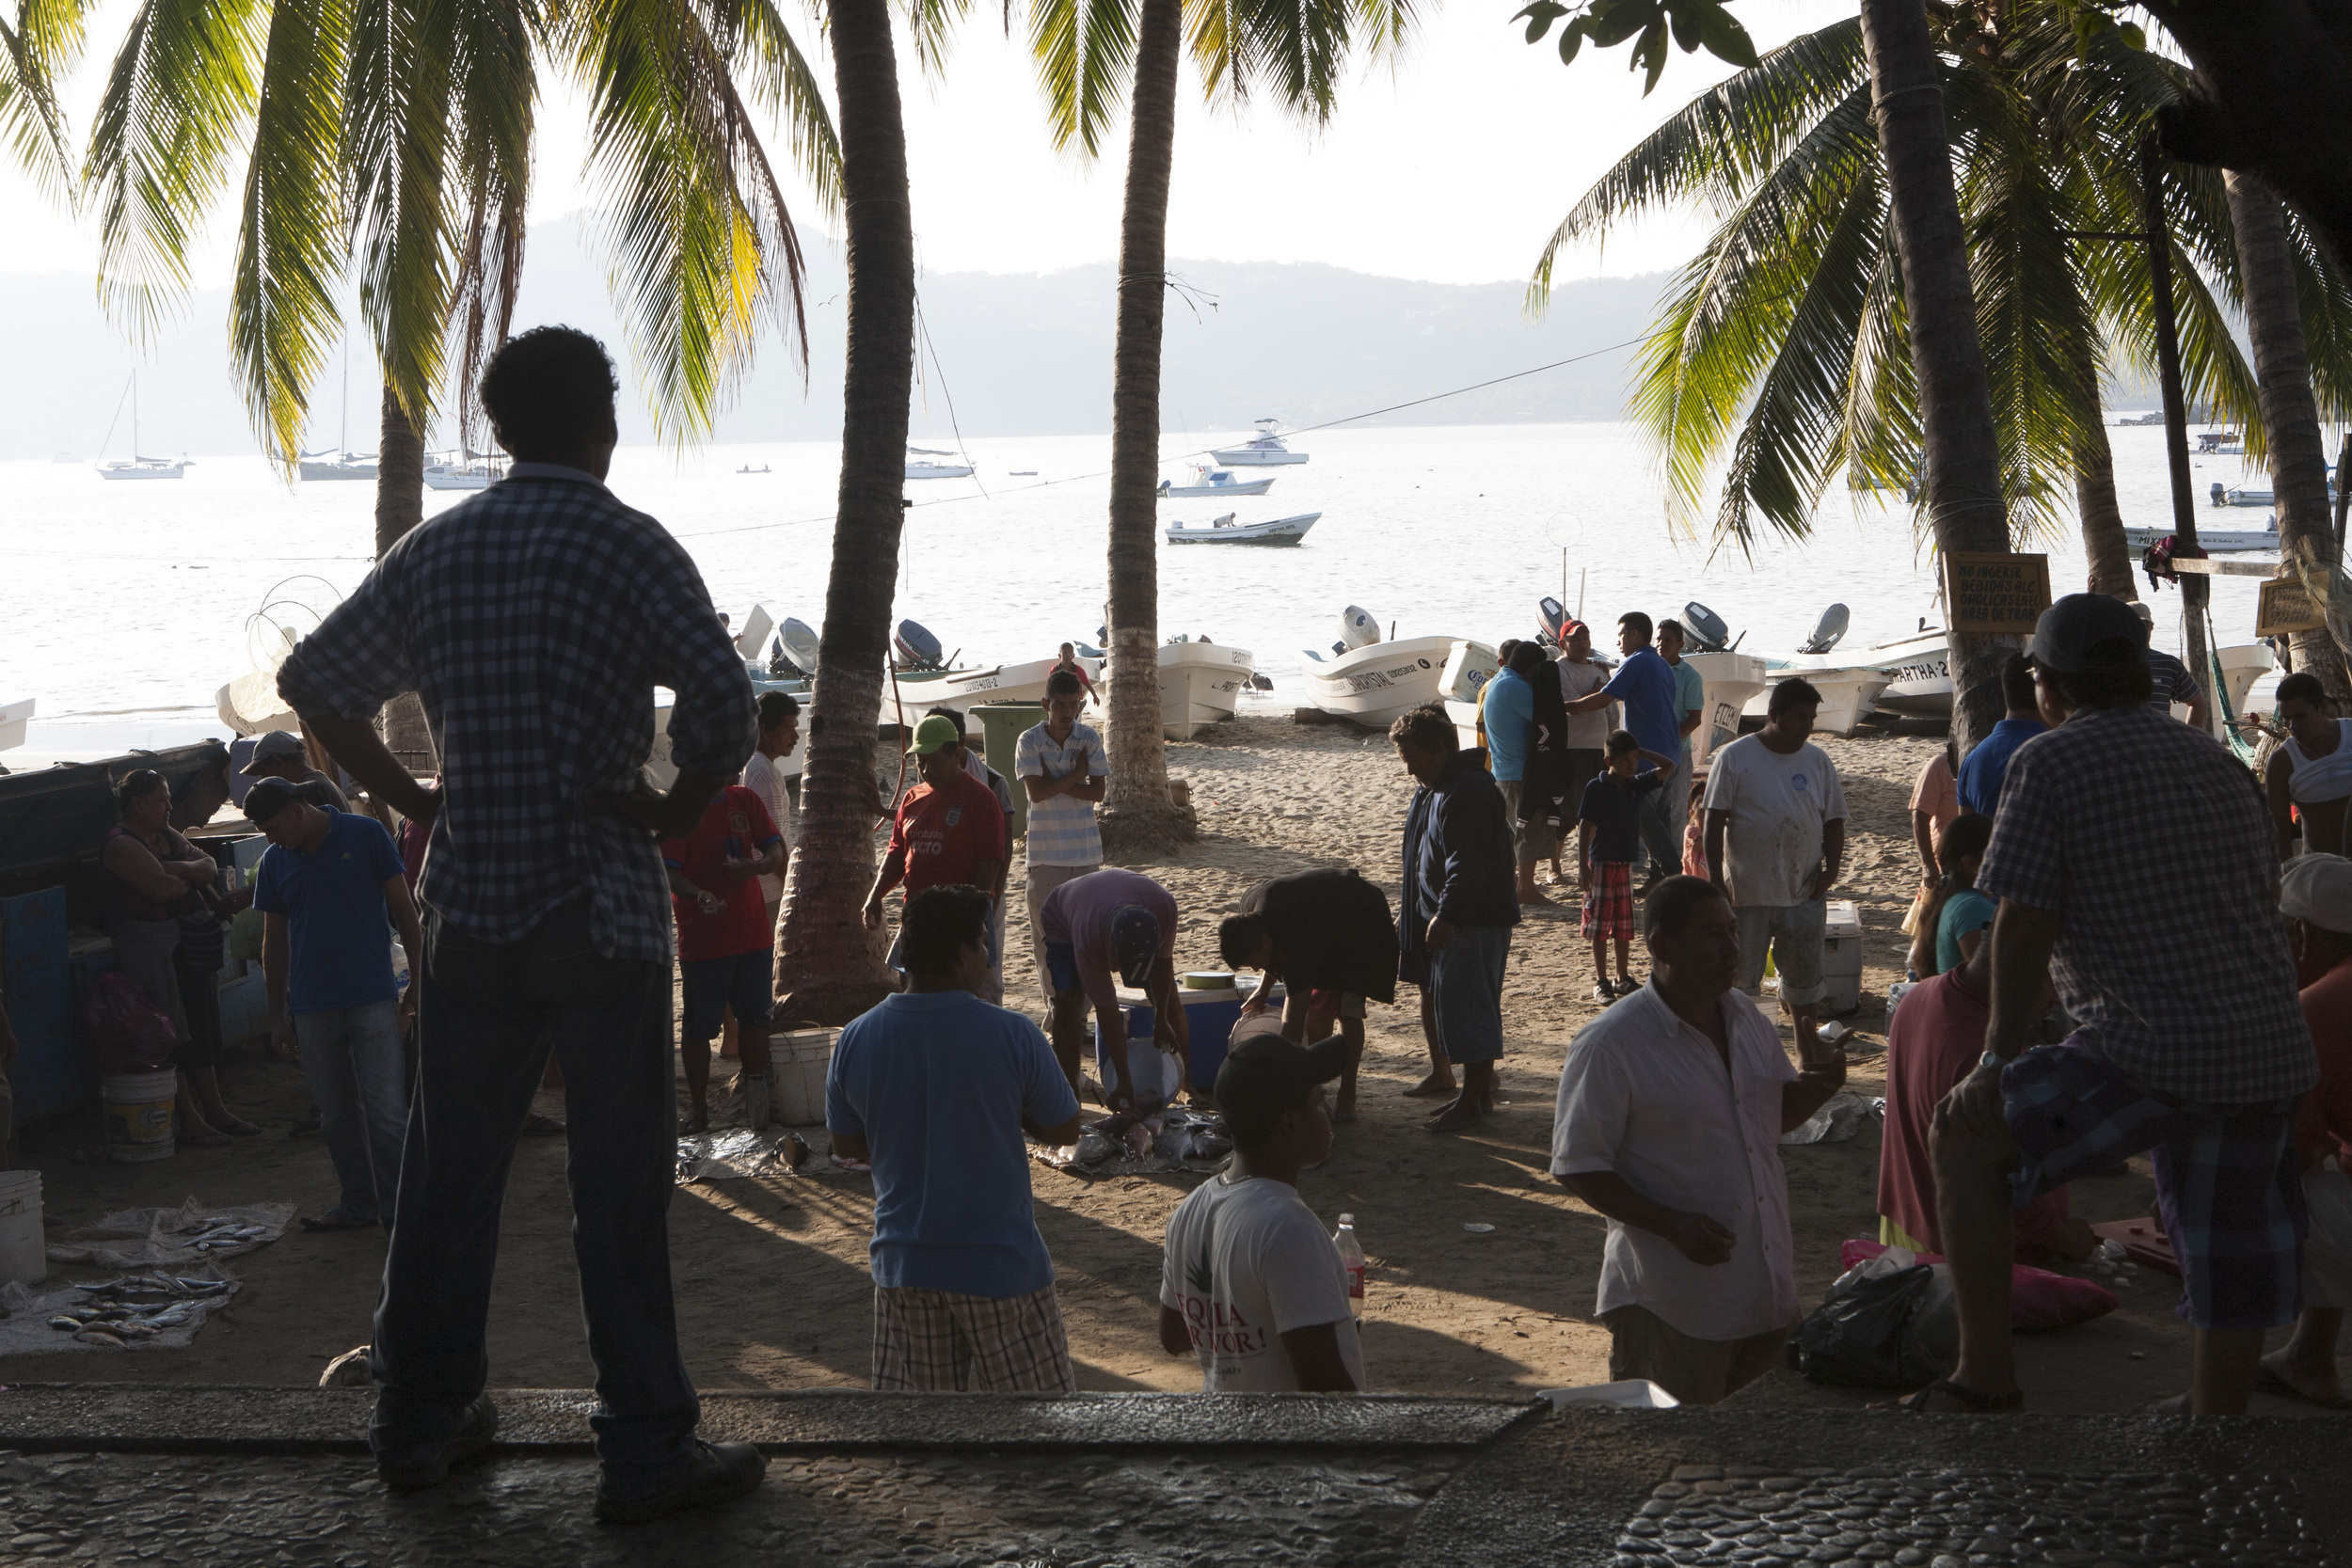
top-left (1576, 731), bottom-right (1677, 1000)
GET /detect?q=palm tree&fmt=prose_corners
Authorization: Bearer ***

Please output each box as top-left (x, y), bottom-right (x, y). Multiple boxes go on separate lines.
top-left (771, 0), bottom-right (918, 1022)
top-left (1031, 0), bottom-right (1414, 848)
top-left (1530, 3), bottom-right (2352, 738)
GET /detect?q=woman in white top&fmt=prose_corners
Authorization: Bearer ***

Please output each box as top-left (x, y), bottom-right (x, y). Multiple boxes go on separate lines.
top-left (2266, 672), bottom-right (2352, 860)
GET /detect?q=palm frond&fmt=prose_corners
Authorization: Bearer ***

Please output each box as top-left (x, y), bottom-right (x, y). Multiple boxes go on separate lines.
top-left (345, 0), bottom-right (460, 424)
top-left (1837, 237), bottom-right (1919, 500)
top-left (2282, 201), bottom-right (2352, 425)
top-left (87, 0), bottom-right (272, 339)
top-left (1032, 0), bottom-right (1134, 155)
top-left (898, 0), bottom-right (966, 78)
top-left (710, 0), bottom-right (842, 212)
top-left (443, 0), bottom-right (534, 449)
top-left (0, 4), bottom-right (75, 196)
top-left (1225, 0), bottom-right (1355, 122)
top-left (231, 0), bottom-right (355, 467)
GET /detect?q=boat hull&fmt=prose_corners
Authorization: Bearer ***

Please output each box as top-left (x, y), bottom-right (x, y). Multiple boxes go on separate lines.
top-left (1682, 652), bottom-right (1770, 768)
top-left (926, 654), bottom-right (1104, 711)
top-left (1164, 513), bottom-right (1319, 545)
top-left (1859, 632), bottom-right (1951, 717)
top-left (1208, 448), bottom-right (1309, 467)
top-left (1158, 642), bottom-right (1254, 739)
top-left (1161, 478), bottom-right (1275, 497)
top-left (1302, 636), bottom-right (1479, 731)
top-left (1744, 667), bottom-right (1892, 737)
top-left (423, 470), bottom-right (496, 490)
top-left (97, 465), bottom-right (185, 480)
top-left (2124, 527), bottom-right (2277, 552)
top-left (904, 465), bottom-right (973, 480)
top-left (298, 461), bottom-right (377, 482)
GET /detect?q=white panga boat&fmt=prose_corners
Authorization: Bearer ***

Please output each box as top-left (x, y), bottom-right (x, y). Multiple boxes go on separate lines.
top-left (1157, 639), bottom-right (1255, 739)
top-left (1164, 511), bottom-right (1319, 546)
top-left (1743, 667), bottom-right (1891, 738)
top-left (927, 652), bottom-right (1104, 710)
top-left (1304, 609), bottom-right (1492, 730)
top-left (1210, 420), bottom-right (1310, 467)
top-left (2212, 482), bottom-right (2272, 507)
top-left (1438, 642), bottom-right (1505, 753)
top-left (2124, 518), bottom-right (2279, 552)
top-left (95, 372), bottom-right (188, 480)
top-left (423, 451), bottom-right (504, 490)
top-left (905, 447), bottom-right (973, 480)
top-left (1159, 464), bottom-right (1275, 499)
top-left (2197, 430), bottom-right (2245, 454)
top-left (1683, 652), bottom-right (1769, 768)
top-left (1858, 625), bottom-right (1951, 718)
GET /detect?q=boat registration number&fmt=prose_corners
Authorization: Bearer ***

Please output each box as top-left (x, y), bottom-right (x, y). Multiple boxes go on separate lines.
top-left (1885, 658), bottom-right (1947, 685)
top-left (962, 675), bottom-right (1000, 691)
top-left (1345, 670), bottom-right (1394, 693)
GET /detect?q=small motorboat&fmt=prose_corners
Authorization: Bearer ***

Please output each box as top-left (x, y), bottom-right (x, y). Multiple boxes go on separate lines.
top-left (2196, 430), bottom-right (2245, 453)
top-left (1009, 469), bottom-right (1038, 476)
top-left (905, 448), bottom-right (974, 481)
top-left (1157, 638), bottom-right (1256, 739)
top-left (928, 651), bottom-right (1104, 710)
top-left (2213, 481), bottom-right (2271, 507)
top-left (1210, 420), bottom-right (1311, 467)
top-left (2125, 517), bottom-right (2280, 552)
top-left (1743, 668), bottom-right (1889, 737)
top-left (737, 463), bottom-right (772, 474)
top-left (1301, 609), bottom-right (1488, 729)
top-left (1159, 464), bottom-right (1276, 498)
top-left (423, 451), bottom-right (504, 490)
top-left (1164, 511), bottom-right (1320, 546)
top-left (298, 451), bottom-right (376, 482)
top-left (1860, 624), bottom-right (1950, 717)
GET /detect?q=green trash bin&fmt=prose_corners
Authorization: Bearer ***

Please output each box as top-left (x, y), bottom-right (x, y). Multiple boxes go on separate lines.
top-left (971, 701), bottom-right (1044, 840)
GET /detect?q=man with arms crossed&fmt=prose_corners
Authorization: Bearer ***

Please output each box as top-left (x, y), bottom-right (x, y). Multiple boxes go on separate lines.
top-left (830, 886), bottom-right (1085, 1391)
top-left (1921, 594), bottom-right (2314, 1415)
top-left (1159, 1035), bottom-right (1363, 1392)
top-left (1552, 877), bottom-right (1847, 1404)
top-left (1017, 672), bottom-right (1108, 999)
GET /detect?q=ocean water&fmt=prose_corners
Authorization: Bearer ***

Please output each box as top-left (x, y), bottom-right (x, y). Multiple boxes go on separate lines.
top-left (0, 420), bottom-right (2278, 766)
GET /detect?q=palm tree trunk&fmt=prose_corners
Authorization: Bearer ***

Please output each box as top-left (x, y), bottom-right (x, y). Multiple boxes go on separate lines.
top-left (373, 386), bottom-right (435, 770)
top-left (1859, 0), bottom-right (2015, 753)
top-left (771, 0), bottom-right (912, 1022)
top-left (2072, 344), bottom-right (2138, 603)
top-left (2223, 168), bottom-right (2352, 704)
top-left (1098, 0), bottom-right (1194, 854)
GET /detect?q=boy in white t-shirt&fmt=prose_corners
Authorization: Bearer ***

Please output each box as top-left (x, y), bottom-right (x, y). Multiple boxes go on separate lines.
top-left (1157, 1036), bottom-right (1364, 1392)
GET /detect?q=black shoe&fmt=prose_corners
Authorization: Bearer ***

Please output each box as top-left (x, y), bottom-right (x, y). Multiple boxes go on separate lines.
top-left (594, 1440), bottom-right (767, 1525)
top-left (375, 1393), bottom-right (498, 1489)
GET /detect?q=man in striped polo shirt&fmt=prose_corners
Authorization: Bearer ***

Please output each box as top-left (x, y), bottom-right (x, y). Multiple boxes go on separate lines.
top-left (1017, 672), bottom-right (1109, 1000)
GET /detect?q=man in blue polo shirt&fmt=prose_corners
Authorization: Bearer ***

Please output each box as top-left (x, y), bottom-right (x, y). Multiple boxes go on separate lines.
top-left (1565, 611), bottom-right (1684, 888)
top-left (251, 777), bottom-right (425, 1234)
top-left (1954, 655), bottom-right (2045, 818)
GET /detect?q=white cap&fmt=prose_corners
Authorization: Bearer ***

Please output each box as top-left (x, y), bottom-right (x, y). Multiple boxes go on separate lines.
top-left (2280, 852), bottom-right (2352, 934)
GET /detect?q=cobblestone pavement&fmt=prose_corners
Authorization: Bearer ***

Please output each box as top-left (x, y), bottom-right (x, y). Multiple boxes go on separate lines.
top-left (0, 1448), bottom-right (1461, 1567)
top-left (1609, 1465), bottom-right (2332, 1568)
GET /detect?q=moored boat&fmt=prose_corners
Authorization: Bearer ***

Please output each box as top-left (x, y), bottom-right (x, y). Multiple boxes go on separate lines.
top-left (2124, 519), bottom-right (2279, 552)
top-left (1304, 616), bottom-right (1491, 730)
top-left (1210, 420), bottom-right (1311, 467)
top-left (1159, 464), bottom-right (1275, 498)
top-left (1164, 511), bottom-right (1319, 546)
top-left (1157, 639), bottom-right (1255, 739)
top-left (1682, 652), bottom-right (1769, 768)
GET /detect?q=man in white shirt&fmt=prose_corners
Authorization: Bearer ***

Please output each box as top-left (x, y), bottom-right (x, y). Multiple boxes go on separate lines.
top-left (1016, 673), bottom-right (1109, 1001)
top-left (1159, 1035), bottom-right (1363, 1392)
top-left (1551, 876), bottom-right (1847, 1404)
top-left (1700, 678), bottom-right (1848, 1059)
top-left (740, 690), bottom-right (801, 936)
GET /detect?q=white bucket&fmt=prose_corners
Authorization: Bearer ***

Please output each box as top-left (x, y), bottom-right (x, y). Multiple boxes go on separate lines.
top-left (103, 1069), bottom-right (179, 1162)
top-left (0, 1170), bottom-right (43, 1284)
top-left (769, 1027), bottom-right (838, 1127)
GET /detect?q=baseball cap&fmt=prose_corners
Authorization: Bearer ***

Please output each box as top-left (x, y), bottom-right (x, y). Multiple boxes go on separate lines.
top-left (2028, 594), bottom-right (2148, 673)
top-left (244, 776), bottom-right (304, 824)
top-left (240, 730), bottom-right (308, 774)
top-left (2281, 852), bottom-right (2352, 934)
top-left (2128, 601), bottom-right (2156, 630)
top-left (1109, 905), bottom-right (1163, 987)
top-left (1560, 618), bottom-right (1590, 641)
top-left (909, 713), bottom-right (962, 755)
top-left (1215, 1034), bottom-right (1351, 1143)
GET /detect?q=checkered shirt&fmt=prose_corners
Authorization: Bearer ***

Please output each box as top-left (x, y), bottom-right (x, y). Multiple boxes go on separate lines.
top-left (1977, 705), bottom-right (2314, 1102)
top-left (276, 465), bottom-right (756, 961)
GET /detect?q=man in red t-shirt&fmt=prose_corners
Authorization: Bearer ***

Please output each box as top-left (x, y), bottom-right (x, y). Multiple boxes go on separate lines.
top-left (866, 715), bottom-right (1009, 1002)
top-left (663, 781), bottom-right (784, 1132)
top-left (2266, 854), bottom-right (2352, 1407)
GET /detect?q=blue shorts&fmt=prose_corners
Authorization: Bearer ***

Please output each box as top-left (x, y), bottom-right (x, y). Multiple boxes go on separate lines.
top-left (2003, 1039), bottom-right (2303, 1331)
top-left (680, 948), bottom-right (774, 1043)
top-left (1043, 941), bottom-right (1082, 997)
top-left (1430, 925), bottom-right (1509, 1065)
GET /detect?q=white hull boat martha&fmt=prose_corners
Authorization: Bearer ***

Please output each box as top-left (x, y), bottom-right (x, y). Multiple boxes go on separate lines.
top-left (1305, 635), bottom-right (1486, 731)
top-left (1682, 652), bottom-right (1769, 768)
top-left (2124, 522), bottom-right (2279, 552)
top-left (1157, 641), bottom-right (1255, 739)
top-left (1159, 465), bottom-right (1275, 498)
top-left (1861, 628), bottom-right (1951, 718)
top-left (1210, 420), bottom-right (1310, 467)
top-left (1743, 667), bottom-right (1891, 738)
top-left (1164, 511), bottom-right (1319, 546)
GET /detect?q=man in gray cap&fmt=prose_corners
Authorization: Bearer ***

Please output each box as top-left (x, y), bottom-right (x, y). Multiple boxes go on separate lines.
top-left (2264, 853), bottom-right (2352, 1407)
top-left (1920, 594), bottom-right (2315, 1416)
top-left (241, 730), bottom-right (352, 814)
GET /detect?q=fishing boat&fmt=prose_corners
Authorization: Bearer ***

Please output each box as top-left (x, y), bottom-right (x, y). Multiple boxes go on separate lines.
top-left (2196, 430), bottom-right (2245, 453)
top-left (1210, 420), bottom-right (1311, 467)
top-left (298, 452), bottom-right (376, 482)
top-left (95, 372), bottom-right (189, 480)
top-left (2212, 482), bottom-right (2272, 507)
top-left (1157, 639), bottom-right (1255, 739)
top-left (905, 447), bottom-right (973, 480)
top-left (927, 652), bottom-right (1104, 710)
top-left (1164, 511), bottom-right (1320, 546)
top-left (1158, 464), bottom-right (1275, 498)
top-left (1438, 641), bottom-right (1505, 752)
top-left (1302, 609), bottom-right (1490, 729)
top-left (422, 451), bottom-right (505, 490)
top-left (1860, 625), bottom-right (1951, 717)
top-left (1743, 668), bottom-right (1891, 738)
top-left (2124, 518), bottom-right (2279, 552)
top-left (737, 464), bottom-right (772, 475)
top-left (1681, 652), bottom-right (1769, 768)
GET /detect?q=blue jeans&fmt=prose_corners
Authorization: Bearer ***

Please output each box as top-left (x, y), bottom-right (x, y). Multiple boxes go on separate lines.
top-left (293, 1001), bottom-right (408, 1225)
top-left (370, 898), bottom-right (698, 1479)
top-left (1637, 780), bottom-right (1679, 881)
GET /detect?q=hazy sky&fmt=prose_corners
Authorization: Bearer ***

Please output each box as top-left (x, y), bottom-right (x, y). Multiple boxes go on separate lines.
top-left (0, 0), bottom-right (1852, 290)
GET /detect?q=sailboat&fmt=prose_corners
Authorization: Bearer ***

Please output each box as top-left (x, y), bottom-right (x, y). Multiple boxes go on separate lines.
top-left (298, 336), bottom-right (377, 481)
top-left (95, 372), bottom-right (190, 480)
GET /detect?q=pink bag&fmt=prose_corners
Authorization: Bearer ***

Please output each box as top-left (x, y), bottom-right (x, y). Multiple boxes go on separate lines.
top-left (1839, 1238), bottom-right (2115, 1332)
top-left (84, 972), bottom-right (181, 1075)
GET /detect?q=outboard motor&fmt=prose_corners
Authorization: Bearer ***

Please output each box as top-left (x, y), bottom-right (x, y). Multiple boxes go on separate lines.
top-left (1798, 603), bottom-right (1851, 657)
top-left (1680, 602), bottom-right (1734, 654)
top-left (2210, 481), bottom-right (2226, 507)
top-left (894, 618), bottom-right (945, 670)
top-left (1339, 606), bottom-right (1381, 650)
top-left (1537, 596), bottom-right (1569, 646)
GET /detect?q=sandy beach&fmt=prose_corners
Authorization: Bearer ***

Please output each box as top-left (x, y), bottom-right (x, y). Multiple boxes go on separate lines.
top-left (8, 713), bottom-right (2304, 1413)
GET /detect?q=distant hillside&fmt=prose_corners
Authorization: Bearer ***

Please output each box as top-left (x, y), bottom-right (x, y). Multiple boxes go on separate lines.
top-left (0, 220), bottom-right (1671, 458)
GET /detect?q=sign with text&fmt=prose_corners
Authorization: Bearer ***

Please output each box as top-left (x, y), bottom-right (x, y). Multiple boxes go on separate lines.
top-left (1942, 552), bottom-right (2052, 635)
top-left (2257, 575), bottom-right (2328, 636)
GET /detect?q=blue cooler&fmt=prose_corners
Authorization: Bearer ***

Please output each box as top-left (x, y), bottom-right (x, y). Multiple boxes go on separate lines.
top-left (1100, 982), bottom-right (1269, 1105)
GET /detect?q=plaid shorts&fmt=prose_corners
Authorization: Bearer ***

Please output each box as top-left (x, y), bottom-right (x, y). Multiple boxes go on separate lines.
top-left (871, 1283), bottom-right (1077, 1393)
top-left (2003, 1039), bottom-right (2304, 1330)
top-left (1581, 862), bottom-right (1635, 942)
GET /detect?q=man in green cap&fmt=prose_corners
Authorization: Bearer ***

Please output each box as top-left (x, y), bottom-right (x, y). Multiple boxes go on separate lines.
top-left (866, 714), bottom-right (1009, 1002)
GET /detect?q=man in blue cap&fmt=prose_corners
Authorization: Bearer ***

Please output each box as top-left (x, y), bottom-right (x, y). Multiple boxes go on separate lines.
top-left (1036, 867), bottom-right (1189, 1113)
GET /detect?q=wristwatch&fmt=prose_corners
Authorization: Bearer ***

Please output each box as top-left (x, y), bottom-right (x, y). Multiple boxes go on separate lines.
top-left (1979, 1050), bottom-right (2010, 1071)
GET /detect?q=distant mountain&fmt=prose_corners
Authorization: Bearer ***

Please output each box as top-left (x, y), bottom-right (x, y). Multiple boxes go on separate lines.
top-left (0, 217), bottom-right (1671, 459)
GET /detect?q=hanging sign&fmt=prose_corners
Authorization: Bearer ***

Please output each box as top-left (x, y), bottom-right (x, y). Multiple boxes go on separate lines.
top-left (2257, 575), bottom-right (2328, 637)
top-left (1941, 552), bottom-right (2052, 635)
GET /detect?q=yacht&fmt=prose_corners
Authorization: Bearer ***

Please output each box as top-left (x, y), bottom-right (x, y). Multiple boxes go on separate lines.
top-left (1210, 420), bottom-right (1310, 467)
top-left (423, 451), bottom-right (506, 490)
top-left (95, 372), bottom-right (189, 480)
top-left (299, 451), bottom-right (377, 482)
top-left (905, 447), bottom-right (974, 480)
top-left (1159, 463), bottom-right (1275, 498)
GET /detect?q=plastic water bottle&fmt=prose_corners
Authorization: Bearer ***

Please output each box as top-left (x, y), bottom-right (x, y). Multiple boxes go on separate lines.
top-left (1333, 1213), bottom-right (1366, 1318)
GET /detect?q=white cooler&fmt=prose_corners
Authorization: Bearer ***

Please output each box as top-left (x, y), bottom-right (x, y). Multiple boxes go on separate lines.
top-left (1820, 899), bottom-right (1863, 1016)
